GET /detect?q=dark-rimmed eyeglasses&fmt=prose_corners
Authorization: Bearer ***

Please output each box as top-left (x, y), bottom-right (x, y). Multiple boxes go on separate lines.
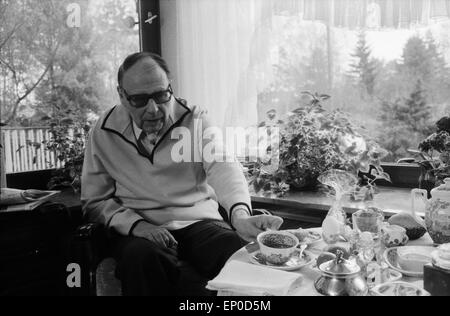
top-left (121, 84), bottom-right (173, 108)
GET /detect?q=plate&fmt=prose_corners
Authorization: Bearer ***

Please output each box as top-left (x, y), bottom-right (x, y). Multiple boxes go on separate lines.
top-left (249, 249), bottom-right (314, 271)
top-left (383, 246), bottom-right (435, 277)
top-left (371, 281), bottom-right (430, 296)
top-left (286, 229), bottom-right (322, 246)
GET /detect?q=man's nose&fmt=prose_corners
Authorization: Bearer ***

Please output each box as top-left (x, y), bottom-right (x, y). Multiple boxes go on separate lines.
top-left (146, 99), bottom-right (159, 114)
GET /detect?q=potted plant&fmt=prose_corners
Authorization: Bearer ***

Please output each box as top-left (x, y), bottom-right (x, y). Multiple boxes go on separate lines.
top-left (410, 116), bottom-right (450, 197)
top-left (247, 92), bottom-right (391, 198)
top-left (29, 110), bottom-right (91, 193)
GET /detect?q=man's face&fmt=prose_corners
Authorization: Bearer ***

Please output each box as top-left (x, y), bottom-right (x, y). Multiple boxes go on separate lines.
top-left (119, 58), bottom-right (174, 135)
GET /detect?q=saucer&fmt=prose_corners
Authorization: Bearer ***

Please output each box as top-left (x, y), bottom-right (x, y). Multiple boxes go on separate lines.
top-left (250, 249), bottom-right (314, 271)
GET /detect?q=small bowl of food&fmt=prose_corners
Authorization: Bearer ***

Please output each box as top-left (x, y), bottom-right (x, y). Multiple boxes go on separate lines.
top-left (384, 246), bottom-right (434, 277)
top-left (287, 228), bottom-right (322, 245)
top-left (257, 230), bottom-right (300, 265)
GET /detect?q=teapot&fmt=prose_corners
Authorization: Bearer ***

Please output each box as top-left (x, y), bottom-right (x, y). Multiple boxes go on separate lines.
top-left (314, 250), bottom-right (368, 296)
top-left (412, 178), bottom-right (450, 244)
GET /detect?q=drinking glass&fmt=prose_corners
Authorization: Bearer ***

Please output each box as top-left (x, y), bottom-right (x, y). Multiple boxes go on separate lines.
top-left (352, 209), bottom-right (384, 240)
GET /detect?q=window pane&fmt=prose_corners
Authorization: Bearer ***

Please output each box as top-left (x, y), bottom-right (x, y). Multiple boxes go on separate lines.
top-left (0, 0), bottom-right (139, 173)
top-left (163, 0), bottom-right (450, 163)
top-left (262, 1), bottom-right (450, 162)
top-left (0, 0), bottom-right (139, 126)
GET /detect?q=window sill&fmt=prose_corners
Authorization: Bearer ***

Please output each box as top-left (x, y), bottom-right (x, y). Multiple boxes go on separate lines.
top-left (251, 186), bottom-right (417, 226)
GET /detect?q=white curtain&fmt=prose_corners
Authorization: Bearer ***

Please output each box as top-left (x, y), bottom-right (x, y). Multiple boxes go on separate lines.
top-left (161, 0), bottom-right (273, 128)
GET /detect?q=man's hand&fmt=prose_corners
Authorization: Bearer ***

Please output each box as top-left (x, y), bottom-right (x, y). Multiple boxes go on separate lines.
top-left (132, 221), bottom-right (178, 249)
top-left (231, 208), bottom-right (283, 242)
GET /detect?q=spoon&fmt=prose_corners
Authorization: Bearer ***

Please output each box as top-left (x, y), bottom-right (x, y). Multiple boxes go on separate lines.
top-left (298, 244), bottom-right (307, 259)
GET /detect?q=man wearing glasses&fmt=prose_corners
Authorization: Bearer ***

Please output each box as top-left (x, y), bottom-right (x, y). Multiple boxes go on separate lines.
top-left (81, 52), bottom-right (283, 296)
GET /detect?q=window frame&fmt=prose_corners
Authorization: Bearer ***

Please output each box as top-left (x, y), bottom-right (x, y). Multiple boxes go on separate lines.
top-left (138, 0), bottom-right (161, 54)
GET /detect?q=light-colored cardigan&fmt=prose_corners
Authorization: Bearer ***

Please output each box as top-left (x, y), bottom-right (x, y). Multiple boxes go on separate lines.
top-left (81, 101), bottom-right (251, 236)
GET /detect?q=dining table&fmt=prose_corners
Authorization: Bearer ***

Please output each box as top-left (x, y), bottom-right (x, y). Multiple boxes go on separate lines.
top-left (218, 227), bottom-right (435, 296)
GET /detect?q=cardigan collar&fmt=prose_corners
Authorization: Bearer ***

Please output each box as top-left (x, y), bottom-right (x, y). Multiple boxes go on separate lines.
top-left (101, 98), bottom-right (191, 163)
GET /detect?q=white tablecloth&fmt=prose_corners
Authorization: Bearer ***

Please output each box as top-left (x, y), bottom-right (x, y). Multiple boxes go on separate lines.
top-left (219, 228), bottom-right (434, 296)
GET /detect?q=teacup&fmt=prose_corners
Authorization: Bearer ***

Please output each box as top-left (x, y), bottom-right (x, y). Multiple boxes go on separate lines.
top-left (257, 231), bottom-right (299, 265)
top-left (380, 224), bottom-right (409, 248)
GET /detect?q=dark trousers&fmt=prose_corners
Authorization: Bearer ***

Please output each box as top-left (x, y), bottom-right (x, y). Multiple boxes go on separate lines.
top-left (112, 220), bottom-right (246, 296)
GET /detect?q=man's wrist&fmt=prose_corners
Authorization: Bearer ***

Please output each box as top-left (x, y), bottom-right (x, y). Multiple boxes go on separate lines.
top-left (230, 205), bottom-right (251, 230)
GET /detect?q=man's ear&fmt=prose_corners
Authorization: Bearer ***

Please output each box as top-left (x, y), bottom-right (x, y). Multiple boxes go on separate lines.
top-left (117, 86), bottom-right (123, 99)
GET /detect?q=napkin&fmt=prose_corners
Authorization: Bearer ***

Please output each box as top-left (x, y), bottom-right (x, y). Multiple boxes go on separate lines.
top-left (207, 260), bottom-right (303, 296)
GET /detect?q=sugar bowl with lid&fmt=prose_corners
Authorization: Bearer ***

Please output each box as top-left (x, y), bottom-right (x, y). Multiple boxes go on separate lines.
top-left (314, 250), bottom-right (369, 296)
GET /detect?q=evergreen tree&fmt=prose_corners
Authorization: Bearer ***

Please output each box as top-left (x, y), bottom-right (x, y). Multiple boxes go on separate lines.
top-left (425, 32), bottom-right (449, 79)
top-left (401, 36), bottom-right (432, 78)
top-left (378, 80), bottom-right (433, 161)
top-left (402, 80), bottom-right (433, 135)
top-left (424, 31), bottom-right (450, 103)
top-left (349, 30), bottom-right (378, 97)
top-left (377, 33), bottom-right (450, 161)
top-left (396, 34), bottom-right (450, 115)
